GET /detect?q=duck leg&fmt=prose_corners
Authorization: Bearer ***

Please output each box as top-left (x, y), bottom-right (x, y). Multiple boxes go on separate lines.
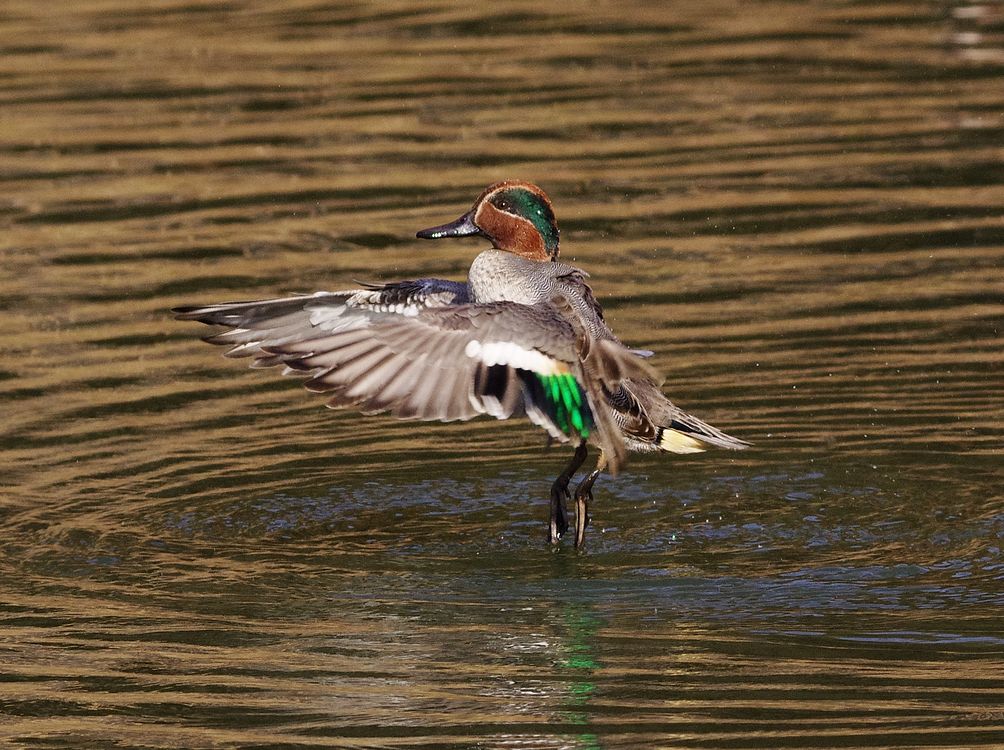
top-left (573, 452), bottom-right (608, 549)
top-left (549, 442), bottom-right (588, 544)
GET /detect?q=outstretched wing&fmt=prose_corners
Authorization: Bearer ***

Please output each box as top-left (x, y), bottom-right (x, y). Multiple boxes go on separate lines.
top-left (278, 301), bottom-right (587, 427)
top-left (172, 278), bottom-right (469, 363)
top-left (174, 283), bottom-right (653, 469)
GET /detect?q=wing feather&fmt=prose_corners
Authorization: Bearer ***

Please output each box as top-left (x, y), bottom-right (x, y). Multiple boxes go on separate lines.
top-left (175, 284), bottom-right (661, 471)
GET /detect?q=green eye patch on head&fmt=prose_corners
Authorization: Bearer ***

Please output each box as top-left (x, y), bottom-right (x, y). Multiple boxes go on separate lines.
top-left (490, 187), bottom-right (559, 258)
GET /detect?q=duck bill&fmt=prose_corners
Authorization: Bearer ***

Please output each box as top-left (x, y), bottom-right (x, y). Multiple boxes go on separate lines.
top-left (416, 211), bottom-right (481, 240)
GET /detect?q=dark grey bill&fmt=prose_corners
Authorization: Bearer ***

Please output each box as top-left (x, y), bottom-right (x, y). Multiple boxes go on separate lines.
top-left (416, 211), bottom-right (482, 239)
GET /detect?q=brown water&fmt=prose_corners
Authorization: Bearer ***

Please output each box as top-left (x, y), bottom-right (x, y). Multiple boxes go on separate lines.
top-left (2, 1), bottom-right (1003, 748)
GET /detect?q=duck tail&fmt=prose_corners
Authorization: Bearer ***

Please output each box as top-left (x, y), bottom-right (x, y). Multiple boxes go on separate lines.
top-left (655, 411), bottom-right (751, 454)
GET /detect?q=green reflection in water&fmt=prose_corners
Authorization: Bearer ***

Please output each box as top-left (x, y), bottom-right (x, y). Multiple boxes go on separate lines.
top-left (557, 604), bottom-right (602, 750)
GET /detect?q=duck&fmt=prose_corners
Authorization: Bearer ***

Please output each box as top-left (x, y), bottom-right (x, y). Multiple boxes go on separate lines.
top-left (173, 180), bottom-right (749, 548)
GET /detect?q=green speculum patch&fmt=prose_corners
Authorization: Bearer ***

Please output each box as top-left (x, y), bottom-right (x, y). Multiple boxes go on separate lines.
top-left (492, 188), bottom-right (559, 258)
top-left (535, 372), bottom-right (591, 438)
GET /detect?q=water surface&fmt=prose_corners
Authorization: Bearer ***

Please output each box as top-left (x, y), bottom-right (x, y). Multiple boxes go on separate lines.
top-left (1, 1), bottom-right (1002, 748)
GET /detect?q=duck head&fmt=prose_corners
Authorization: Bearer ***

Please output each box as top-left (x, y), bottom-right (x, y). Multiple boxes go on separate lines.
top-left (416, 180), bottom-right (560, 261)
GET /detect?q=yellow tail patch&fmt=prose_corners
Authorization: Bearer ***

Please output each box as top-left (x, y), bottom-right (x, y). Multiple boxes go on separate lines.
top-left (658, 429), bottom-right (708, 454)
